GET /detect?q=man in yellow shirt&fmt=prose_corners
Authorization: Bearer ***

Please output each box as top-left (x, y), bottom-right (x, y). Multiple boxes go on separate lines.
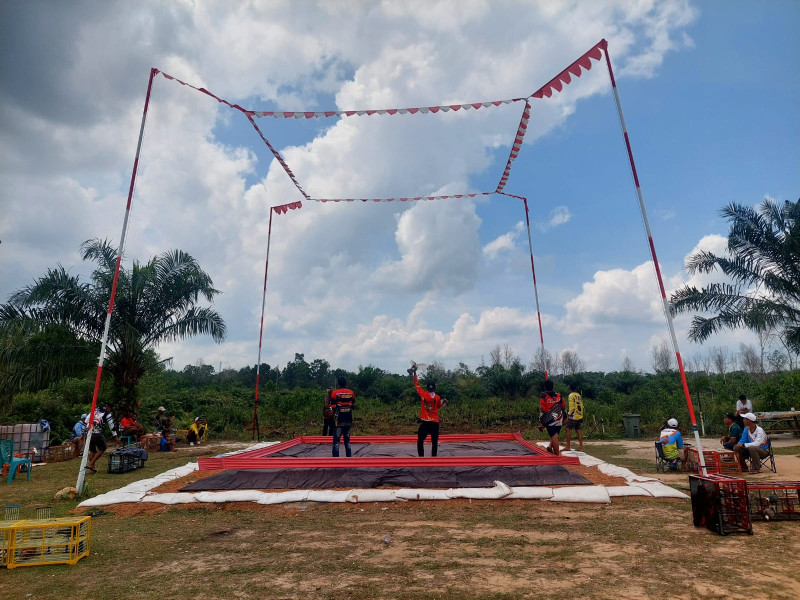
top-left (565, 384), bottom-right (584, 451)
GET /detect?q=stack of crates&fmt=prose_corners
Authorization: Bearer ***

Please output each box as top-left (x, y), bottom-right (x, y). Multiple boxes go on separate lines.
top-left (689, 474), bottom-right (752, 535)
top-left (43, 444), bottom-right (77, 463)
top-left (686, 448), bottom-right (721, 474)
top-left (0, 516), bottom-right (91, 569)
top-left (748, 482), bottom-right (800, 521)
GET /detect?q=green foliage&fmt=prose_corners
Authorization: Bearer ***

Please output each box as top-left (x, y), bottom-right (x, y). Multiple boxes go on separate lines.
top-left (0, 239), bottom-right (226, 416)
top-left (671, 198), bottom-right (800, 352)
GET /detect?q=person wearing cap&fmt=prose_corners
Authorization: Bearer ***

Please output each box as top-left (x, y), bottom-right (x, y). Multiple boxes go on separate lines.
top-left (659, 418), bottom-right (687, 470)
top-left (187, 417), bottom-right (207, 446)
top-left (734, 413), bottom-right (769, 473)
top-left (154, 406), bottom-right (171, 434)
top-left (409, 364), bottom-right (446, 457)
top-left (720, 413), bottom-right (743, 451)
top-left (69, 414), bottom-right (89, 455)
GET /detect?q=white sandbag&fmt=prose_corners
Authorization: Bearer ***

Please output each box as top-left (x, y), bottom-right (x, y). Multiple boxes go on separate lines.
top-left (78, 491), bottom-right (146, 507)
top-left (345, 489), bottom-right (398, 503)
top-left (548, 486), bottom-right (611, 503)
top-left (446, 481), bottom-right (512, 500)
top-left (577, 456), bottom-right (606, 467)
top-left (194, 490), bottom-right (266, 503)
top-left (394, 488), bottom-right (451, 501)
top-left (142, 492), bottom-right (198, 504)
top-left (597, 463), bottom-right (639, 480)
top-left (505, 487), bottom-right (554, 500)
top-left (605, 485), bottom-right (652, 497)
top-left (258, 490), bottom-right (310, 504)
top-left (628, 481), bottom-right (689, 499)
top-left (306, 490), bottom-right (351, 503)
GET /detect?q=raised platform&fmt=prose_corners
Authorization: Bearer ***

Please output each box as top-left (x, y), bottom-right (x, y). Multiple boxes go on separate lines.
top-left (197, 432), bottom-right (581, 471)
top-left (191, 433), bottom-right (586, 490)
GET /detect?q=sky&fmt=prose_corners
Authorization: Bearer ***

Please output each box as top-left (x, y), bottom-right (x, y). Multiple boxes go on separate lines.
top-left (1, 0), bottom-right (798, 376)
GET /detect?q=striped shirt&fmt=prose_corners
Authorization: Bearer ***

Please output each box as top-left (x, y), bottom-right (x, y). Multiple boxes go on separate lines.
top-left (90, 409), bottom-right (117, 437)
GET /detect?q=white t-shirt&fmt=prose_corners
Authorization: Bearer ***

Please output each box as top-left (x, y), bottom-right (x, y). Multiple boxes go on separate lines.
top-left (736, 398), bottom-right (753, 413)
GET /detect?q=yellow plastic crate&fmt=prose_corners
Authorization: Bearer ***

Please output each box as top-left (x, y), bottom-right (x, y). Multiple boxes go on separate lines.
top-left (5, 516), bottom-right (91, 569)
top-left (0, 519), bottom-right (24, 567)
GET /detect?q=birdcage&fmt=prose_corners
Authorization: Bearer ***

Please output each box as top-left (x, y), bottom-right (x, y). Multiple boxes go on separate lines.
top-left (689, 474), bottom-right (752, 535)
top-left (4, 517), bottom-right (91, 569)
top-left (747, 482), bottom-right (800, 522)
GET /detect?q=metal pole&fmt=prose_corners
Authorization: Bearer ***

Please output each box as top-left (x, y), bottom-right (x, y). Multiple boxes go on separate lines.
top-left (600, 41), bottom-right (707, 474)
top-left (522, 198), bottom-right (548, 380)
top-left (76, 68), bottom-right (157, 491)
top-left (252, 207), bottom-right (274, 441)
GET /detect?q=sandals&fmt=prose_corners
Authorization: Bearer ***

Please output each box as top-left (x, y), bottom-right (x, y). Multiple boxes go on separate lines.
top-left (85, 466), bottom-right (97, 473)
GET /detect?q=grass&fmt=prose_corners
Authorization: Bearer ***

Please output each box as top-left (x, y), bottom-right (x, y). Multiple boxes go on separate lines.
top-left (0, 441), bottom-right (799, 599)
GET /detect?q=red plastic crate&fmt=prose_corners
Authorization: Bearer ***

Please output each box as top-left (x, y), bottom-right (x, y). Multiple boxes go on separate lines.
top-left (689, 474), bottom-right (752, 535)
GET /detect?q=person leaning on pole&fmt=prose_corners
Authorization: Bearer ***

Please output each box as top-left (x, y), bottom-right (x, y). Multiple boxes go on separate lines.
top-left (409, 363), bottom-right (447, 457)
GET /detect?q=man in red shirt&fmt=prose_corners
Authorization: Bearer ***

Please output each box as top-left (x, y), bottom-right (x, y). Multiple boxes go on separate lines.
top-left (330, 376), bottom-right (356, 457)
top-left (409, 364), bottom-right (447, 457)
top-left (538, 380), bottom-right (566, 456)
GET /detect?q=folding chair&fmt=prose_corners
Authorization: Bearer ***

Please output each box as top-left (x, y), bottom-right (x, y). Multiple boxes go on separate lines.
top-left (655, 441), bottom-right (680, 473)
top-left (0, 439), bottom-right (32, 483)
top-left (742, 438), bottom-right (777, 474)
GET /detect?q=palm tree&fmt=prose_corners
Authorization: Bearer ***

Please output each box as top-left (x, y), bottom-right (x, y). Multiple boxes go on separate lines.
top-left (0, 239), bottom-right (226, 414)
top-left (670, 198), bottom-right (800, 353)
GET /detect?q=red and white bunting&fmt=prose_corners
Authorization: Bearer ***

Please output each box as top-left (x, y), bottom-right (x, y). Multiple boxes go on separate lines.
top-left (495, 101), bottom-right (531, 193)
top-left (272, 201), bottom-right (302, 215)
top-left (157, 70), bottom-right (525, 118)
top-left (529, 41), bottom-right (605, 99)
top-left (311, 192), bottom-right (491, 203)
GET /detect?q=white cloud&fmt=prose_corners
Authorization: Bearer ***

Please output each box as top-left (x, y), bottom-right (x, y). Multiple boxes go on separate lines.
top-left (0, 0), bottom-right (702, 373)
top-left (483, 221), bottom-right (524, 259)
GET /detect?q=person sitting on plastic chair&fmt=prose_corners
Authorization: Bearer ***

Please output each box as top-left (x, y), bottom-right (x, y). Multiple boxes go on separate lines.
top-left (659, 418), bottom-right (687, 471)
top-left (734, 412), bottom-right (770, 474)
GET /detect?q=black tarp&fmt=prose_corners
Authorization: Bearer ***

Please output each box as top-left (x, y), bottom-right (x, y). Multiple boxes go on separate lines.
top-left (181, 465), bottom-right (591, 491)
top-left (269, 440), bottom-right (537, 458)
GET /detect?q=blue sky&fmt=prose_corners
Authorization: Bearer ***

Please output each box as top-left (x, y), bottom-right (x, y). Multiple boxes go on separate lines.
top-left (1, 1), bottom-right (798, 374)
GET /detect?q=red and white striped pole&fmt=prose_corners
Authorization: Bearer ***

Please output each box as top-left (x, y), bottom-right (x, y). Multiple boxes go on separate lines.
top-left (600, 41), bottom-right (706, 474)
top-left (498, 192), bottom-right (548, 379)
top-left (522, 198), bottom-right (548, 379)
top-left (76, 68), bottom-right (158, 491)
top-left (251, 206), bottom-right (275, 441)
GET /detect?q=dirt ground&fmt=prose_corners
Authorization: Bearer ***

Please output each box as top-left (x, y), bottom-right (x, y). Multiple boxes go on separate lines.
top-left (1, 437), bottom-right (798, 600)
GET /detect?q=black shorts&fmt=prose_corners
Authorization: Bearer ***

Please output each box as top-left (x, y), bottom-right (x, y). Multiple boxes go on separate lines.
top-left (88, 434), bottom-right (106, 453)
top-left (545, 424), bottom-right (562, 437)
top-left (565, 419), bottom-right (582, 431)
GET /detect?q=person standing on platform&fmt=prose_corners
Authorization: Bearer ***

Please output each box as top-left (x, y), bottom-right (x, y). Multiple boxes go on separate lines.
top-left (322, 388), bottom-right (336, 436)
top-left (330, 377), bottom-right (356, 457)
top-left (409, 364), bottom-right (447, 457)
top-left (538, 380), bottom-right (566, 456)
top-left (564, 384), bottom-right (584, 452)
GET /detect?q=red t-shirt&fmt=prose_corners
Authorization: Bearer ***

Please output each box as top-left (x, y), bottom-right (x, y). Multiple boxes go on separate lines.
top-left (120, 417), bottom-right (136, 429)
top-left (414, 373), bottom-right (443, 423)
